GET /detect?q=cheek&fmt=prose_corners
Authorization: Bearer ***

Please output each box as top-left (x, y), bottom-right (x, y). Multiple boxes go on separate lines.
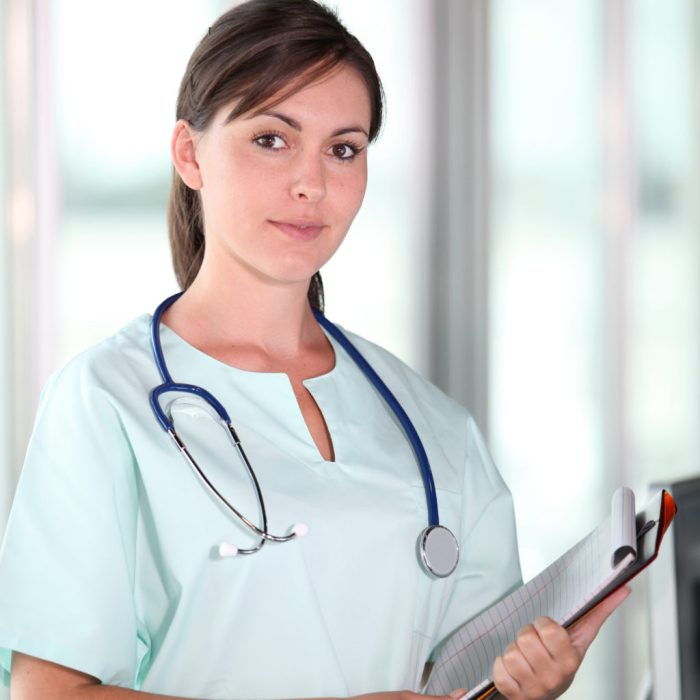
top-left (334, 169), bottom-right (368, 217)
top-left (229, 153), bottom-right (282, 195)
top-left (221, 140), bottom-right (281, 180)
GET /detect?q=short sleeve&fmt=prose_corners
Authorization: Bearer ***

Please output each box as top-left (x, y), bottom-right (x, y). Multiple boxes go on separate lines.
top-left (431, 417), bottom-right (523, 653)
top-left (0, 357), bottom-right (139, 687)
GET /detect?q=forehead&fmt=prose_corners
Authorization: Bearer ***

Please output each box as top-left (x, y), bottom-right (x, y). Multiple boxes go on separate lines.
top-left (225, 64), bottom-right (372, 130)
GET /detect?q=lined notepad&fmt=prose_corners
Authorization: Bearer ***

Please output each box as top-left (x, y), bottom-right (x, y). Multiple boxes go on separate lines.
top-left (424, 487), bottom-right (676, 699)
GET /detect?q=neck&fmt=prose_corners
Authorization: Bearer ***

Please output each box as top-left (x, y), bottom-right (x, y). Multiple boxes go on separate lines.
top-left (162, 256), bottom-right (323, 362)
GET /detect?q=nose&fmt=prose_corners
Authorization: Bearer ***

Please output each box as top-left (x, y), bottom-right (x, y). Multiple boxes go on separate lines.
top-left (290, 151), bottom-right (326, 203)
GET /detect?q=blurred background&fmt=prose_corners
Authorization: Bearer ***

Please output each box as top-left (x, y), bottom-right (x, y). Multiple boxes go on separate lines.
top-left (0, 0), bottom-right (698, 698)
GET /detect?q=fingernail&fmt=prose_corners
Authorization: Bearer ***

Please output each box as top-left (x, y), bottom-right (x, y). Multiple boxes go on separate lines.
top-left (449, 690), bottom-right (468, 700)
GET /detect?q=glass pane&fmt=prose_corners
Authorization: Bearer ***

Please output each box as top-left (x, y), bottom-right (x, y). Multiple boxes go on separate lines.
top-left (489, 1), bottom-right (610, 697)
top-left (629, 0), bottom-right (699, 499)
top-left (325, 0), bottom-right (432, 371)
top-left (625, 0), bottom-right (700, 696)
top-left (52, 0), bottom-right (224, 369)
top-left (490, 0), bottom-right (604, 579)
top-left (0, 0), bottom-right (11, 537)
top-left (490, 1), bottom-right (700, 697)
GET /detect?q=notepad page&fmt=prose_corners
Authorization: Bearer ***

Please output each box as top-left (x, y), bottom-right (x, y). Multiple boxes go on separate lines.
top-left (425, 515), bottom-right (632, 697)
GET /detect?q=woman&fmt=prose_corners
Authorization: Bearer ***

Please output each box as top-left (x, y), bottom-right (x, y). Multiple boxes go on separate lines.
top-left (0, 1), bottom-right (627, 698)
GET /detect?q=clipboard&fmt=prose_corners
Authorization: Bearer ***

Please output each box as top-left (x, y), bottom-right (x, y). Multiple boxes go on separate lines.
top-left (424, 489), bottom-right (677, 699)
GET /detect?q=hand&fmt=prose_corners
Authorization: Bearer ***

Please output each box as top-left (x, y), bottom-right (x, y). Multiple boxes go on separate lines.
top-left (492, 585), bottom-right (631, 699)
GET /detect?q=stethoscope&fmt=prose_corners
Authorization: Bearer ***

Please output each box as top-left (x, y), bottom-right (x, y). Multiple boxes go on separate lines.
top-left (149, 292), bottom-right (460, 578)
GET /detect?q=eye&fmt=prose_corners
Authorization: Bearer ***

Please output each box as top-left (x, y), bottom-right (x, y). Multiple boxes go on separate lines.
top-left (253, 131), bottom-right (287, 150)
top-left (330, 142), bottom-right (364, 161)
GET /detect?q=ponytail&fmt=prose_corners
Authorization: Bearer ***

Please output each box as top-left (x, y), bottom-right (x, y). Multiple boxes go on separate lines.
top-left (307, 272), bottom-right (324, 312)
top-left (168, 173), bottom-right (204, 290)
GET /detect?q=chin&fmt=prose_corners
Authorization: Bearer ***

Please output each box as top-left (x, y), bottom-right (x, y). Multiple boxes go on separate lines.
top-left (252, 265), bottom-right (318, 289)
top-left (260, 257), bottom-right (328, 287)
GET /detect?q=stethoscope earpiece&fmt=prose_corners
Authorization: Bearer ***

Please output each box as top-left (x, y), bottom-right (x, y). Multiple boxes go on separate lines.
top-left (292, 522), bottom-right (309, 537)
top-left (219, 523), bottom-right (309, 558)
top-left (219, 542), bottom-right (239, 558)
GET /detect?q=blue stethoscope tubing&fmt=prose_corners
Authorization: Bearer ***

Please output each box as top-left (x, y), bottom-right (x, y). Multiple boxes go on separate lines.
top-left (149, 292), bottom-right (459, 577)
top-left (311, 308), bottom-right (438, 525)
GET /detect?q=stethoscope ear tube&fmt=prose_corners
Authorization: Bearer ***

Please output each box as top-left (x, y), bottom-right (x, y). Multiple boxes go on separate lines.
top-left (150, 382), bottom-right (233, 432)
top-left (169, 423), bottom-right (306, 551)
top-left (312, 309), bottom-right (440, 527)
top-left (151, 292), bottom-right (185, 384)
top-left (312, 309), bottom-right (460, 578)
top-left (150, 293), bottom-right (308, 556)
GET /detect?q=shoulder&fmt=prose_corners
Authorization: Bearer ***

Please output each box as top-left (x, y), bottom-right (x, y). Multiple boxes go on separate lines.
top-left (30, 315), bottom-right (162, 459)
top-left (41, 314), bottom-right (157, 406)
top-left (335, 324), bottom-right (472, 430)
top-left (19, 315), bottom-right (164, 514)
top-left (332, 324), bottom-right (494, 493)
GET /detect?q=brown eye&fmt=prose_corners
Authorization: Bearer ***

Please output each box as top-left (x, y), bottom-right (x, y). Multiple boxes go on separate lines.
top-left (331, 143), bottom-right (356, 160)
top-left (253, 133), bottom-right (285, 150)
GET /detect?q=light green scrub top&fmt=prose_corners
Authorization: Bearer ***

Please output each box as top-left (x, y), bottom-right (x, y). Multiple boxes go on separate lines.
top-left (0, 314), bottom-right (521, 698)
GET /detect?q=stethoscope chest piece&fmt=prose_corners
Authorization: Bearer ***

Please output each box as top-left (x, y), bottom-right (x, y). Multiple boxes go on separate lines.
top-left (419, 525), bottom-right (459, 578)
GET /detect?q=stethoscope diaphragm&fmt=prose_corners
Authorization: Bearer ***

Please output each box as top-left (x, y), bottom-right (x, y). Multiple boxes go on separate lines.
top-left (419, 525), bottom-right (460, 578)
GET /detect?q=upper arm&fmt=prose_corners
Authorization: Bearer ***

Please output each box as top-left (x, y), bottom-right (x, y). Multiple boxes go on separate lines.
top-left (0, 361), bottom-right (140, 685)
top-left (11, 652), bottom-right (100, 700)
top-left (430, 417), bottom-right (523, 650)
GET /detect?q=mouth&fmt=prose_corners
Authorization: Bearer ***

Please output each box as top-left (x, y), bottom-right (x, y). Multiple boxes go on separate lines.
top-left (269, 220), bottom-right (325, 241)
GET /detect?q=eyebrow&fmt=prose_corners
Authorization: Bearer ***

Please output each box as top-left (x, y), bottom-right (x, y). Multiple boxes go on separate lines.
top-left (250, 110), bottom-right (369, 138)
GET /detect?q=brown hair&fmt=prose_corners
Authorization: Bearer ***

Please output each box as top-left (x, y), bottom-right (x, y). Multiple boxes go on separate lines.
top-left (168, 0), bottom-right (384, 311)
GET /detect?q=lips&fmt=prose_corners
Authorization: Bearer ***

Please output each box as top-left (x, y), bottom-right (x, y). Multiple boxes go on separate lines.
top-left (269, 220), bottom-right (325, 241)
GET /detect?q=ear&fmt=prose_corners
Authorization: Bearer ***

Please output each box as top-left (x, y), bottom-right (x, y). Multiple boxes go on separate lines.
top-left (171, 119), bottom-right (203, 190)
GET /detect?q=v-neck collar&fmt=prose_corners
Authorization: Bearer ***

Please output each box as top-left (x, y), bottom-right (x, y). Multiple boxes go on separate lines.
top-left (153, 316), bottom-right (348, 467)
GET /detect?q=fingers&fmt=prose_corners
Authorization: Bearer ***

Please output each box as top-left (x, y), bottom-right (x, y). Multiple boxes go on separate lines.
top-left (493, 652), bottom-right (523, 699)
top-left (568, 585), bottom-right (631, 656)
top-left (533, 617), bottom-right (581, 670)
top-left (492, 588), bottom-right (631, 699)
top-left (493, 618), bottom-right (580, 699)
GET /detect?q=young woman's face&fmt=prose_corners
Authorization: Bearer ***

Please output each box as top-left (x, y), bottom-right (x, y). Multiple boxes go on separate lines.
top-left (180, 64), bottom-right (371, 290)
